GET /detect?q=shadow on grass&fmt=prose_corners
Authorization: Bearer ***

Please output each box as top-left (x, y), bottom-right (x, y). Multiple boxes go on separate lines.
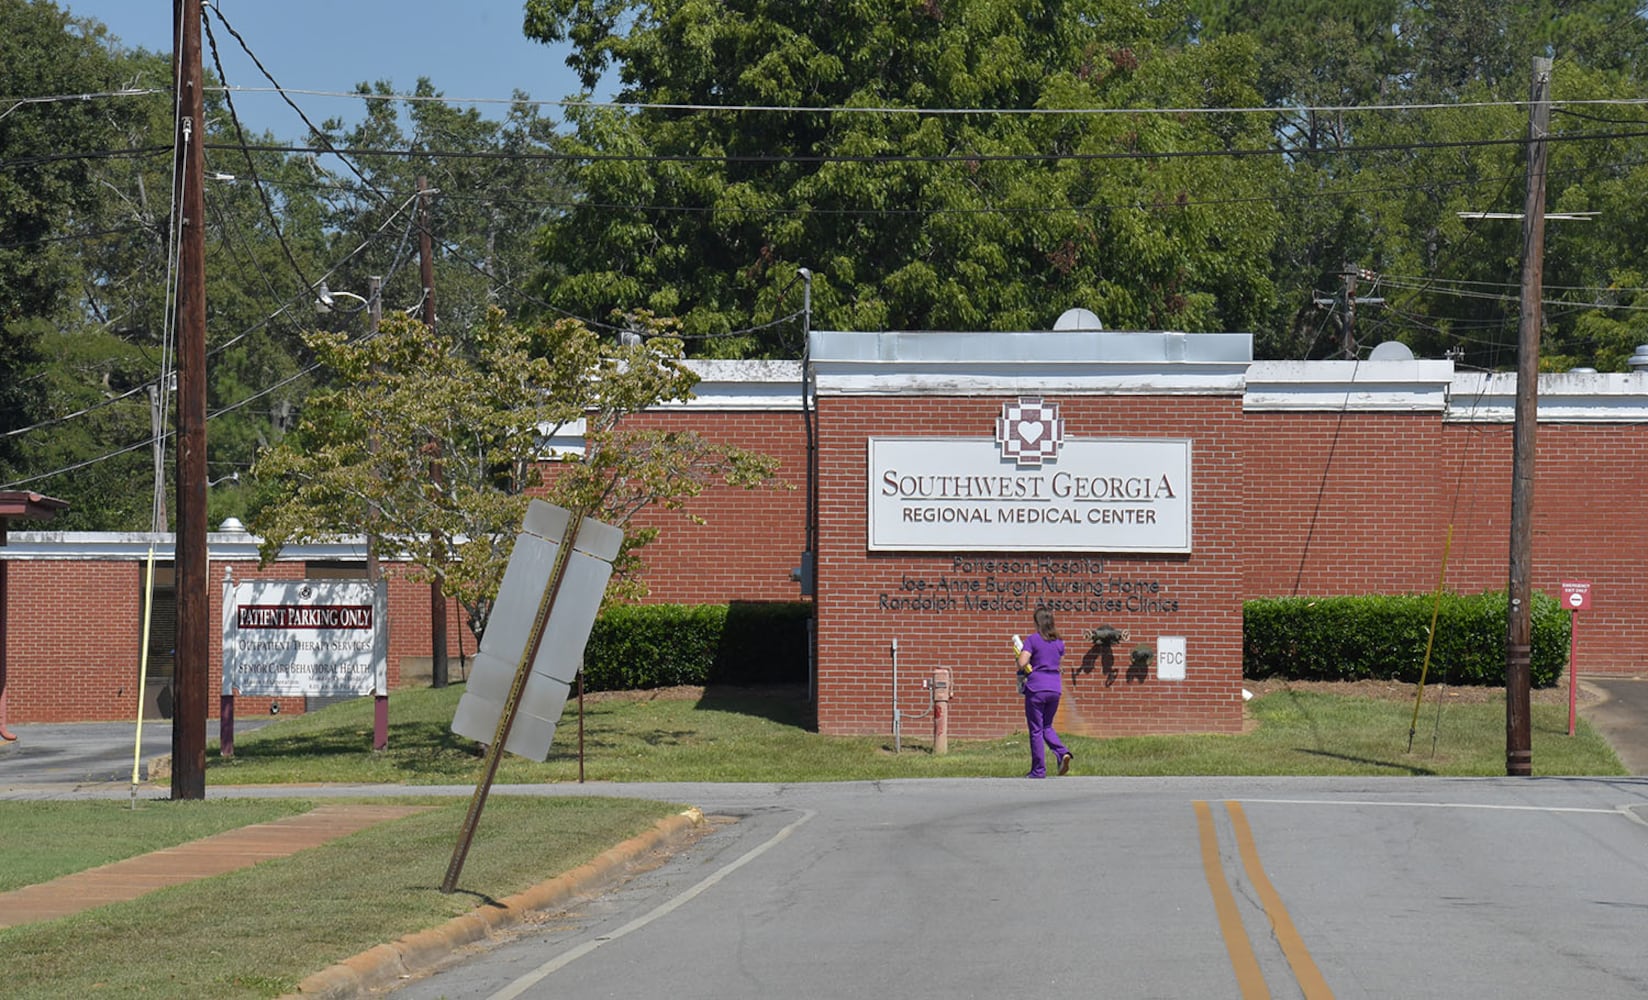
top-left (208, 719), bottom-right (486, 778)
top-left (1293, 748), bottom-right (1438, 776)
top-left (693, 684), bottom-right (813, 729)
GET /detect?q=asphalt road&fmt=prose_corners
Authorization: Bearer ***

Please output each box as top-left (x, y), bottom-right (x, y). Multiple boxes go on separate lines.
top-left (363, 777), bottom-right (1648, 1000)
top-left (0, 718), bottom-right (271, 790)
top-left (5, 695), bottom-right (1647, 999)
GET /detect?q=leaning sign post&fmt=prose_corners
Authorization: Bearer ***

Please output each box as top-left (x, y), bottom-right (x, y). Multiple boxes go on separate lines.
top-left (443, 500), bottom-right (622, 894)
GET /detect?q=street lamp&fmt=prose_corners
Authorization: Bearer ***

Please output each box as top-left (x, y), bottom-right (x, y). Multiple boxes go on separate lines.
top-left (314, 281), bottom-right (372, 313)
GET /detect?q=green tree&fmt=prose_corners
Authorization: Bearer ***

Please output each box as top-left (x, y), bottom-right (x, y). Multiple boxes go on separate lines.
top-left (0, 0), bottom-right (131, 473)
top-left (1187, 0), bottom-right (1648, 366)
top-left (523, 0), bottom-right (1284, 355)
top-left (3, 33), bottom-right (331, 529)
top-left (309, 79), bottom-right (573, 346)
top-left (249, 309), bottom-right (779, 644)
top-left (4, 7), bottom-right (571, 529)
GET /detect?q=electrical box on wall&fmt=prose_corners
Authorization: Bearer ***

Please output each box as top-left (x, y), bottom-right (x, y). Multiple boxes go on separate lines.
top-left (930, 667), bottom-right (952, 702)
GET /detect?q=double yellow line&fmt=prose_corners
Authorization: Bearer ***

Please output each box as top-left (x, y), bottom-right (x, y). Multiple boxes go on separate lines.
top-left (1194, 800), bottom-right (1335, 1000)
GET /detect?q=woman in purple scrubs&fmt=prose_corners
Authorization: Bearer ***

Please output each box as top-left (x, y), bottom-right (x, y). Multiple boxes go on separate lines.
top-left (1016, 607), bottom-right (1072, 778)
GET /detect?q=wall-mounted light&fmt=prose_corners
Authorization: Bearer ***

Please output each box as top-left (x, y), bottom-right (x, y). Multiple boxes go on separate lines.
top-left (1085, 626), bottom-right (1125, 645)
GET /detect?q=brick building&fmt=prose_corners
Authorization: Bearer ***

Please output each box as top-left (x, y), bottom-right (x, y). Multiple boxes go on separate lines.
top-left (4, 334), bottom-right (1646, 738)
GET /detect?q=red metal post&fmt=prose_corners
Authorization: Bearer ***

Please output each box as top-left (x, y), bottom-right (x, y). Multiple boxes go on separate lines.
top-left (220, 693), bottom-right (234, 757)
top-left (0, 539), bottom-right (12, 743)
top-left (374, 695), bottom-right (389, 751)
top-left (1568, 612), bottom-right (1578, 737)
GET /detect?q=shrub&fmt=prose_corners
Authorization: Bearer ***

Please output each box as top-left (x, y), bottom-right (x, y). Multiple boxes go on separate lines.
top-left (582, 601), bottom-right (812, 691)
top-left (1243, 590), bottom-right (1567, 687)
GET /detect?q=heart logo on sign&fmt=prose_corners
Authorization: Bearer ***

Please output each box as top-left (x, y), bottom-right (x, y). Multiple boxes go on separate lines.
top-left (996, 397), bottom-right (1064, 466)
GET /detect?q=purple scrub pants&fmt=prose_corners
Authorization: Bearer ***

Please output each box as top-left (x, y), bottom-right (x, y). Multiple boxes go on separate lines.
top-left (1024, 690), bottom-right (1068, 778)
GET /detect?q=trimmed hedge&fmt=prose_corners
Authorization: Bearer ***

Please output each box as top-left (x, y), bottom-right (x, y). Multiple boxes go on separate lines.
top-left (579, 591), bottom-right (1565, 694)
top-left (1243, 591), bottom-right (1568, 687)
top-left (582, 601), bottom-right (812, 691)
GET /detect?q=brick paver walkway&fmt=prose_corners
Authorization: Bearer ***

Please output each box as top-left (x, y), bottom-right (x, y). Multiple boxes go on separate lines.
top-left (0, 803), bottom-right (429, 928)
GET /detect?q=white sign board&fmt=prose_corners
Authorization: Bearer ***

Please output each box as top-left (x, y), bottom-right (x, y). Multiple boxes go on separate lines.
top-left (1156, 636), bottom-right (1187, 681)
top-left (869, 437), bottom-right (1192, 552)
top-left (222, 580), bottom-right (387, 697)
top-left (450, 500), bottom-right (623, 761)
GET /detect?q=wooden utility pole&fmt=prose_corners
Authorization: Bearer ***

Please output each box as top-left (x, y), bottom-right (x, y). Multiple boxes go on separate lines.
top-left (1312, 266), bottom-right (1384, 359)
top-left (418, 176), bottom-right (449, 688)
top-left (171, 0), bottom-right (209, 799)
top-left (1342, 267), bottom-right (1358, 359)
top-left (1505, 56), bottom-right (1552, 778)
top-left (364, 275), bottom-right (383, 586)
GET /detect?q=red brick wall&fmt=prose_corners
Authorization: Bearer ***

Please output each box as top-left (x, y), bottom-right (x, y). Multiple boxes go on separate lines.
top-left (3, 558), bottom-right (466, 723)
top-left (607, 409), bottom-right (811, 605)
top-left (1243, 415), bottom-right (1648, 671)
top-left (378, 563), bottom-right (471, 684)
top-left (812, 395), bottom-right (1248, 738)
top-left (5, 560), bottom-right (142, 722)
top-left (8, 398), bottom-right (1647, 729)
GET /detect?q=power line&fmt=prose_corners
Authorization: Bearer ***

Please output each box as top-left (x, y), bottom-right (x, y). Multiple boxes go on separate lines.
top-left (206, 125), bottom-right (1648, 167)
top-left (1378, 276), bottom-right (1648, 312)
top-left (203, 4), bottom-right (395, 209)
top-left (0, 224), bottom-right (146, 252)
top-left (0, 145), bottom-right (170, 170)
top-left (202, 12), bottom-right (317, 295)
top-left (2, 191), bottom-right (422, 444)
top-left (207, 84), bottom-right (1648, 118)
top-left (0, 88), bottom-right (160, 122)
top-left (427, 227), bottom-right (803, 338)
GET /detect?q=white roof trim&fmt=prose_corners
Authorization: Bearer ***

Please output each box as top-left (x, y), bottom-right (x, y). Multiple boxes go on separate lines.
top-left (1445, 372), bottom-right (1648, 423)
top-left (655, 359), bottom-right (804, 410)
top-left (0, 530), bottom-right (373, 562)
top-left (1244, 360), bottom-right (1455, 412)
top-left (808, 330), bottom-right (1252, 396)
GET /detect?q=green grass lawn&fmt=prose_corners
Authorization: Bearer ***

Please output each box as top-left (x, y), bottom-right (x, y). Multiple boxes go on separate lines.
top-left (0, 795), bottom-right (684, 1000)
top-left (203, 681), bottom-right (1626, 784)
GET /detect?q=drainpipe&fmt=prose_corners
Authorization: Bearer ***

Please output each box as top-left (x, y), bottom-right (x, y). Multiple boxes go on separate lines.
top-left (0, 521), bottom-right (12, 742)
top-left (891, 637), bottom-right (900, 753)
top-left (800, 269), bottom-right (816, 707)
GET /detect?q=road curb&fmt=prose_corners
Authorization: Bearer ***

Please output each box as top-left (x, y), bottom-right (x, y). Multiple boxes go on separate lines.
top-left (287, 806), bottom-right (707, 998)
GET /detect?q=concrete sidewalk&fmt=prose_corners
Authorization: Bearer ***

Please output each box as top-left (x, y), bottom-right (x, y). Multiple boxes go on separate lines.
top-left (0, 803), bottom-right (431, 928)
top-left (1579, 675), bottom-right (1648, 775)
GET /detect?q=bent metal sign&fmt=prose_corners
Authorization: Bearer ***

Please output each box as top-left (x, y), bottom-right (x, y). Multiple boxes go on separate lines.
top-left (222, 579), bottom-right (388, 697)
top-left (868, 397), bottom-right (1191, 552)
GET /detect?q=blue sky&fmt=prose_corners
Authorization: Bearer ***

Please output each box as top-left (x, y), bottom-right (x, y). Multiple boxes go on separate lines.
top-left (61, 1), bottom-right (597, 136)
